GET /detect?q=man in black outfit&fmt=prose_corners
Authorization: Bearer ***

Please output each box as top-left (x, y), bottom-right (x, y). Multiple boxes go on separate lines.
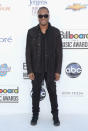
top-left (26, 7), bottom-right (62, 126)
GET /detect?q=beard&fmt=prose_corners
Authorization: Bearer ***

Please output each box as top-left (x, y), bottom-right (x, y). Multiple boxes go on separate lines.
top-left (39, 21), bottom-right (48, 26)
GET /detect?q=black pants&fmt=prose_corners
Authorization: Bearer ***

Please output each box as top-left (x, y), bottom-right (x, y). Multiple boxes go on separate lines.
top-left (32, 72), bottom-right (58, 116)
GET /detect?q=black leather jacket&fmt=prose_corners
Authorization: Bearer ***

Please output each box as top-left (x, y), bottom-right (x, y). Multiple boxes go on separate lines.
top-left (26, 23), bottom-right (62, 75)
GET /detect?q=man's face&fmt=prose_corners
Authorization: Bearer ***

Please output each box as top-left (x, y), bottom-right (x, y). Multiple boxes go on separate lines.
top-left (38, 9), bottom-right (49, 26)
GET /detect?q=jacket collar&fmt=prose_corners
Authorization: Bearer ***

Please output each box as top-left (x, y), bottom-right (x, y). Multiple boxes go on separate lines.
top-left (37, 22), bottom-right (51, 32)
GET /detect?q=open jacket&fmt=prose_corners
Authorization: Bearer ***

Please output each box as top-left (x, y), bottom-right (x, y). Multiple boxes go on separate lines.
top-left (26, 23), bottom-right (63, 75)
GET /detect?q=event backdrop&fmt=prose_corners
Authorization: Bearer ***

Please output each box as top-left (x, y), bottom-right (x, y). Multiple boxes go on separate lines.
top-left (0, 0), bottom-right (88, 115)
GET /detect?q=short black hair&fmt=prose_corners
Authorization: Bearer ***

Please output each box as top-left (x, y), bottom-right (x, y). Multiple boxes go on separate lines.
top-left (37, 6), bottom-right (49, 14)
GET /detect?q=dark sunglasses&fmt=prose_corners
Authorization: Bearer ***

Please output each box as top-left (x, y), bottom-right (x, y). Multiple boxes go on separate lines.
top-left (38, 14), bottom-right (49, 19)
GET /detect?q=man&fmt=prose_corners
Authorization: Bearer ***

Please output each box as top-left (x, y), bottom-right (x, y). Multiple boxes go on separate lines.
top-left (26, 7), bottom-right (62, 126)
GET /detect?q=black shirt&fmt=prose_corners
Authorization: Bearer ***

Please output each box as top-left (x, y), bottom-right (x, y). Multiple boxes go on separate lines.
top-left (41, 32), bottom-right (48, 73)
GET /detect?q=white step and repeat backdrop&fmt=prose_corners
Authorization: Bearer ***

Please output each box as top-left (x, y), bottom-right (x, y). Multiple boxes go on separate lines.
top-left (0, 0), bottom-right (88, 114)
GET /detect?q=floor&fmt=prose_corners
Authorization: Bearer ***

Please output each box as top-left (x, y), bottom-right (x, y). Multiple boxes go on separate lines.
top-left (0, 113), bottom-right (88, 131)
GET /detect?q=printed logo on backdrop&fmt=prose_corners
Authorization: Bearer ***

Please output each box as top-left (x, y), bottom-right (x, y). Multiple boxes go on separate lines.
top-left (62, 91), bottom-right (84, 97)
top-left (30, 81), bottom-right (46, 101)
top-left (0, 64), bottom-right (11, 77)
top-left (65, 63), bottom-right (82, 78)
top-left (0, 36), bottom-right (13, 44)
top-left (23, 63), bottom-right (29, 79)
top-left (0, 86), bottom-right (19, 103)
top-left (0, 2), bottom-right (11, 12)
top-left (61, 30), bottom-right (88, 49)
top-left (30, 87), bottom-right (46, 101)
top-left (28, 0), bottom-right (48, 15)
top-left (66, 3), bottom-right (88, 11)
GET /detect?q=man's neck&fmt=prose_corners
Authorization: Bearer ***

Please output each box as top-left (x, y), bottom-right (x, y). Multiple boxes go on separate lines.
top-left (40, 23), bottom-right (48, 34)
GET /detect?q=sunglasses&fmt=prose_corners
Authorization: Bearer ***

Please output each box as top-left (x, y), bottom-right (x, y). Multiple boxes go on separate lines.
top-left (38, 14), bottom-right (49, 19)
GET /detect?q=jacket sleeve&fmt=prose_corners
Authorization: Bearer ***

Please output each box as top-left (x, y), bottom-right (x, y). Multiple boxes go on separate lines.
top-left (55, 29), bottom-right (63, 74)
top-left (26, 30), bottom-right (33, 75)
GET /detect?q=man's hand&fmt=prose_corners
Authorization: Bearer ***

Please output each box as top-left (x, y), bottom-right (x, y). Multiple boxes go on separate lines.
top-left (55, 73), bottom-right (60, 81)
top-left (28, 73), bottom-right (35, 80)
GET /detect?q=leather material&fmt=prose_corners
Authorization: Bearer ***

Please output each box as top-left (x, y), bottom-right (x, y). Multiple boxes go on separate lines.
top-left (26, 23), bottom-right (62, 75)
